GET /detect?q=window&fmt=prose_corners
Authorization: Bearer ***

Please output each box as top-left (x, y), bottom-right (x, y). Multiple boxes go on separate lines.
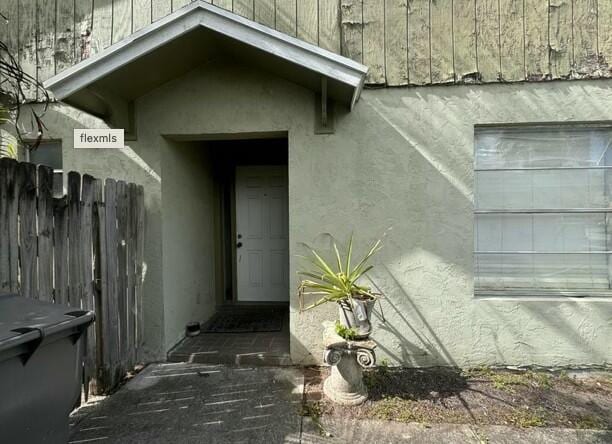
top-left (474, 125), bottom-right (612, 297)
top-left (28, 141), bottom-right (62, 171)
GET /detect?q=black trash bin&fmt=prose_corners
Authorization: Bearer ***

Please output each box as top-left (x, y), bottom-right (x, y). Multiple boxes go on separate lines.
top-left (0, 293), bottom-right (94, 444)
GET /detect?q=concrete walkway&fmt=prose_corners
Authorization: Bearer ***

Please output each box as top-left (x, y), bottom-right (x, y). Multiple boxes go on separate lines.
top-left (69, 363), bottom-right (304, 443)
top-left (69, 363), bottom-right (612, 444)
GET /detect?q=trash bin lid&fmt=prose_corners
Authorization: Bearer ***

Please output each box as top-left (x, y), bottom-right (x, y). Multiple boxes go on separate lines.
top-left (0, 293), bottom-right (94, 354)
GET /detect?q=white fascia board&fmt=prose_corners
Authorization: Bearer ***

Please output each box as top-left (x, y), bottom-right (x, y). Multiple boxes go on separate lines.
top-left (44, 1), bottom-right (368, 106)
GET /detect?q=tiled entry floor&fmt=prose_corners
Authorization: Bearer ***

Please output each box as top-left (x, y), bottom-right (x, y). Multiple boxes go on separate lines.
top-left (167, 306), bottom-right (291, 366)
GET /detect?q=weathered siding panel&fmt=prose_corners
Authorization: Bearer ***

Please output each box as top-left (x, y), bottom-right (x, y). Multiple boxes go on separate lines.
top-left (75, 1), bottom-right (93, 61)
top-left (601, 1), bottom-right (612, 75)
top-left (453, 0), bottom-right (477, 81)
top-left (407, 0), bottom-right (429, 85)
top-left (173, 0), bottom-right (191, 11)
top-left (254, 0), bottom-right (275, 28)
top-left (362, 0), bottom-right (385, 84)
top-left (475, 0), bottom-right (501, 82)
top-left (133, 0), bottom-right (153, 32)
top-left (37, 0), bottom-right (56, 81)
top-left (276, 0), bottom-right (297, 36)
top-left (341, 0), bottom-right (363, 63)
top-left (320, 0), bottom-right (342, 53)
top-left (213, 0), bottom-right (232, 12)
top-left (152, 0), bottom-right (172, 21)
top-left (18, 0), bottom-right (38, 99)
top-left (2, 0), bottom-right (608, 90)
top-left (430, 0), bottom-right (453, 83)
top-left (296, 0), bottom-right (318, 45)
top-left (572, 0), bottom-right (598, 77)
top-left (385, 0), bottom-right (408, 85)
top-left (524, 0), bottom-right (549, 80)
top-left (90, 0), bottom-right (113, 55)
top-left (234, 0), bottom-right (254, 20)
top-left (549, 0), bottom-right (572, 79)
top-left (112, 0), bottom-right (133, 44)
top-left (499, 0), bottom-right (524, 81)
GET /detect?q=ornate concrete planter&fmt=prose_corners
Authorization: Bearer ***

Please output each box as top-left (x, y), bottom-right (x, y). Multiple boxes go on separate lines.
top-left (337, 298), bottom-right (375, 339)
top-left (322, 322), bottom-right (376, 405)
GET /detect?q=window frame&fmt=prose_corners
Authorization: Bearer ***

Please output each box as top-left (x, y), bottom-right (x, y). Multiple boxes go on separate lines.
top-left (473, 122), bottom-right (612, 298)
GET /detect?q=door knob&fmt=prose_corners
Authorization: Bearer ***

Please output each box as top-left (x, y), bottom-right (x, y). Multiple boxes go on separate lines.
top-left (237, 242), bottom-right (243, 248)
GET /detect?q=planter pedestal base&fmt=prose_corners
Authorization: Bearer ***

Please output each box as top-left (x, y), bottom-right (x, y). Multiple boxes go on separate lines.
top-left (322, 323), bottom-right (376, 406)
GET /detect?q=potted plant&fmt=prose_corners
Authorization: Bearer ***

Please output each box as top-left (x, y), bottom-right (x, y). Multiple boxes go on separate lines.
top-left (298, 235), bottom-right (382, 339)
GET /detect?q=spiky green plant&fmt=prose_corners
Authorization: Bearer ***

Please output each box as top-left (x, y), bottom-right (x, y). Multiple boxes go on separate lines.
top-left (298, 235), bottom-right (382, 311)
top-left (0, 106), bottom-right (18, 159)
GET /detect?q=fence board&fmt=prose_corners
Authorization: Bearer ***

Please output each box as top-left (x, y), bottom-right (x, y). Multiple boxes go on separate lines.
top-left (362, 0), bottom-right (385, 84)
top-left (572, 0), bottom-right (598, 76)
top-left (18, 163), bottom-right (37, 299)
top-left (3, 159), bottom-right (21, 293)
top-left (407, 0), bottom-right (429, 85)
top-left (92, 178), bottom-right (104, 391)
top-left (68, 172), bottom-right (82, 307)
top-left (135, 186), bottom-right (145, 354)
top-left (549, 0), bottom-right (572, 79)
top-left (104, 179), bottom-right (120, 388)
top-left (320, 0), bottom-right (342, 53)
top-left (524, 0), bottom-right (549, 80)
top-left (430, 0), bottom-right (453, 83)
top-left (453, 0), bottom-right (477, 81)
top-left (0, 160), bottom-right (13, 293)
top-left (476, 0), bottom-right (501, 82)
top-left (127, 183), bottom-right (138, 368)
top-left (37, 166), bottom-right (54, 301)
top-left (340, 0), bottom-right (363, 63)
top-left (296, 0), bottom-right (318, 45)
top-left (81, 174), bottom-right (96, 397)
top-left (116, 181), bottom-right (129, 375)
top-left (53, 195), bottom-right (69, 305)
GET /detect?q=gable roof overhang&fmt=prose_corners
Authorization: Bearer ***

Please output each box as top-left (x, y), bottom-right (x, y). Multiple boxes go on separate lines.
top-left (43, 1), bottom-right (368, 125)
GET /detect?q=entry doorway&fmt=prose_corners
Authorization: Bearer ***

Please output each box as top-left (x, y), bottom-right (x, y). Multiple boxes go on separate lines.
top-left (235, 165), bottom-right (289, 302)
top-left (166, 137), bottom-right (291, 366)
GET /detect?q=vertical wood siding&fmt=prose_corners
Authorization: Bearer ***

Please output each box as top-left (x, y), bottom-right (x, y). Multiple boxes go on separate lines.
top-left (1, 0), bottom-right (611, 90)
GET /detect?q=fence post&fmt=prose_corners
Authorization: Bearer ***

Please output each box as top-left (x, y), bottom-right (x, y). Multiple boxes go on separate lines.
top-left (38, 165), bottom-right (54, 302)
top-left (18, 163), bottom-right (38, 299)
top-left (68, 172), bottom-right (82, 307)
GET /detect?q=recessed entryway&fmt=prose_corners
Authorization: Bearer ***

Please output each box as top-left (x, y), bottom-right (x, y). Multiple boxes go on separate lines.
top-left (164, 136), bottom-right (290, 366)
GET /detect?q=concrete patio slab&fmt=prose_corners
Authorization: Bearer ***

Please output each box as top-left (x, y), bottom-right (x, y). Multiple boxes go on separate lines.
top-left (69, 363), bottom-right (304, 444)
top-left (301, 416), bottom-right (612, 444)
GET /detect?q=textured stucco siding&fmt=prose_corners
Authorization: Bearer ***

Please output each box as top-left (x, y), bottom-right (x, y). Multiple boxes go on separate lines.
top-left (161, 141), bottom-right (218, 351)
top-left (29, 59), bottom-right (612, 367)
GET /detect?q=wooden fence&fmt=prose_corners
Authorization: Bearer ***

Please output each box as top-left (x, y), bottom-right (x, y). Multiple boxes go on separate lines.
top-left (0, 158), bottom-right (145, 395)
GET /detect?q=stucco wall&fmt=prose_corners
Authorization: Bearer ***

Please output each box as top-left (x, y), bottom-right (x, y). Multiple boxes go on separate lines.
top-left (33, 58), bottom-right (612, 367)
top-left (161, 141), bottom-right (218, 351)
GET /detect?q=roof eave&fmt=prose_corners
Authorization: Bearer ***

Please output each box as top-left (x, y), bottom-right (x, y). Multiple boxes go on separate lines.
top-left (43, 1), bottom-right (368, 108)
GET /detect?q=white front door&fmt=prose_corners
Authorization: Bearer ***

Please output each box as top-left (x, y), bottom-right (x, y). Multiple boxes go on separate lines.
top-left (235, 165), bottom-right (289, 302)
